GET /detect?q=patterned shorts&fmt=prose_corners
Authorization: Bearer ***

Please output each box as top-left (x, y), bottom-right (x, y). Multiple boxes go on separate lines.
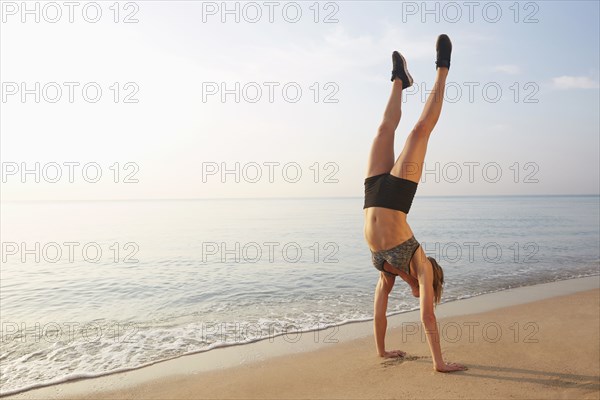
top-left (370, 235), bottom-right (420, 277)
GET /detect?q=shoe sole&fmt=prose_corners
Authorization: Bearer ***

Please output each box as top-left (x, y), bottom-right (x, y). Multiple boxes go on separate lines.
top-left (397, 52), bottom-right (414, 88)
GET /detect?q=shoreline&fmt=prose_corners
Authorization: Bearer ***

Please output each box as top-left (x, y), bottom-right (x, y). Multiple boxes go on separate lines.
top-left (3, 275), bottom-right (599, 399)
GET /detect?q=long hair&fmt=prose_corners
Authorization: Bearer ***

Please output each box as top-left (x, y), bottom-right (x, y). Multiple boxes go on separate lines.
top-left (427, 256), bottom-right (444, 306)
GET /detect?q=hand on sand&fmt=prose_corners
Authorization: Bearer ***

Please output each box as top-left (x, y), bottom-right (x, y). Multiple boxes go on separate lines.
top-left (434, 362), bottom-right (468, 372)
top-left (381, 350), bottom-right (406, 358)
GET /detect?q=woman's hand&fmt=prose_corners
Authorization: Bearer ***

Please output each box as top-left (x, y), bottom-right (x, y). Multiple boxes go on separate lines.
top-left (380, 350), bottom-right (407, 358)
top-left (434, 361), bottom-right (468, 372)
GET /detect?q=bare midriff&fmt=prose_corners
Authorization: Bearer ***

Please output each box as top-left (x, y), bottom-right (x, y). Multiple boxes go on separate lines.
top-left (363, 207), bottom-right (415, 252)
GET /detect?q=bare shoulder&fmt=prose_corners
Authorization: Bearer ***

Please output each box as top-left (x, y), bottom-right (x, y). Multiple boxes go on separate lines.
top-left (378, 271), bottom-right (396, 292)
top-left (415, 249), bottom-right (435, 317)
top-left (413, 246), bottom-right (433, 282)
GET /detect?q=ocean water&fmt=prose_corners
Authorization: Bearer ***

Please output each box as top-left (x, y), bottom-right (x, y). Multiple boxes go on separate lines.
top-left (1, 196), bottom-right (599, 395)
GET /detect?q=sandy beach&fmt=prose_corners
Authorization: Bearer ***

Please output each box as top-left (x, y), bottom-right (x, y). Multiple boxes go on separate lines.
top-left (3, 0), bottom-right (599, 398)
top-left (5, 276), bottom-right (599, 400)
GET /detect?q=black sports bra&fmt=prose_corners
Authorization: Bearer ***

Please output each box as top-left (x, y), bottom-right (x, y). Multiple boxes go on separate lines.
top-left (363, 173), bottom-right (418, 214)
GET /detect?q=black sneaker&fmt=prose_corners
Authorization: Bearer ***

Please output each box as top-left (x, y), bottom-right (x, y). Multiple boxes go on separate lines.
top-left (391, 50), bottom-right (413, 89)
top-left (435, 34), bottom-right (452, 70)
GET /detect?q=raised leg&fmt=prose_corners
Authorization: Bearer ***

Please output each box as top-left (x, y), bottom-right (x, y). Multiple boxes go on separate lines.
top-left (365, 78), bottom-right (405, 178)
top-left (390, 68), bottom-right (449, 183)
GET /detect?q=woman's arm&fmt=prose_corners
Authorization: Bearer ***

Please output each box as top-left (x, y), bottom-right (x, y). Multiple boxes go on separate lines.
top-left (373, 272), bottom-right (400, 357)
top-left (419, 281), bottom-right (444, 367)
top-left (418, 259), bottom-right (467, 372)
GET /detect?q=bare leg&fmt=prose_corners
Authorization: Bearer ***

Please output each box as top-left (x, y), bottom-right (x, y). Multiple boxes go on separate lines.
top-left (390, 68), bottom-right (449, 183)
top-left (365, 78), bottom-right (405, 178)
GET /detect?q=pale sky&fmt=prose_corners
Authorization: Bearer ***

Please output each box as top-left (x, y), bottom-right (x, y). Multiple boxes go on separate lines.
top-left (1, 0), bottom-right (599, 201)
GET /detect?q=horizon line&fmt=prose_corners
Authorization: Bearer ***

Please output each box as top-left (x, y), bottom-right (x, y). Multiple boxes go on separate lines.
top-left (2, 193), bottom-right (599, 204)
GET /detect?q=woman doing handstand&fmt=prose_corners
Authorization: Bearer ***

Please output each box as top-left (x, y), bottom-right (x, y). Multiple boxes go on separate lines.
top-left (364, 34), bottom-right (467, 373)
